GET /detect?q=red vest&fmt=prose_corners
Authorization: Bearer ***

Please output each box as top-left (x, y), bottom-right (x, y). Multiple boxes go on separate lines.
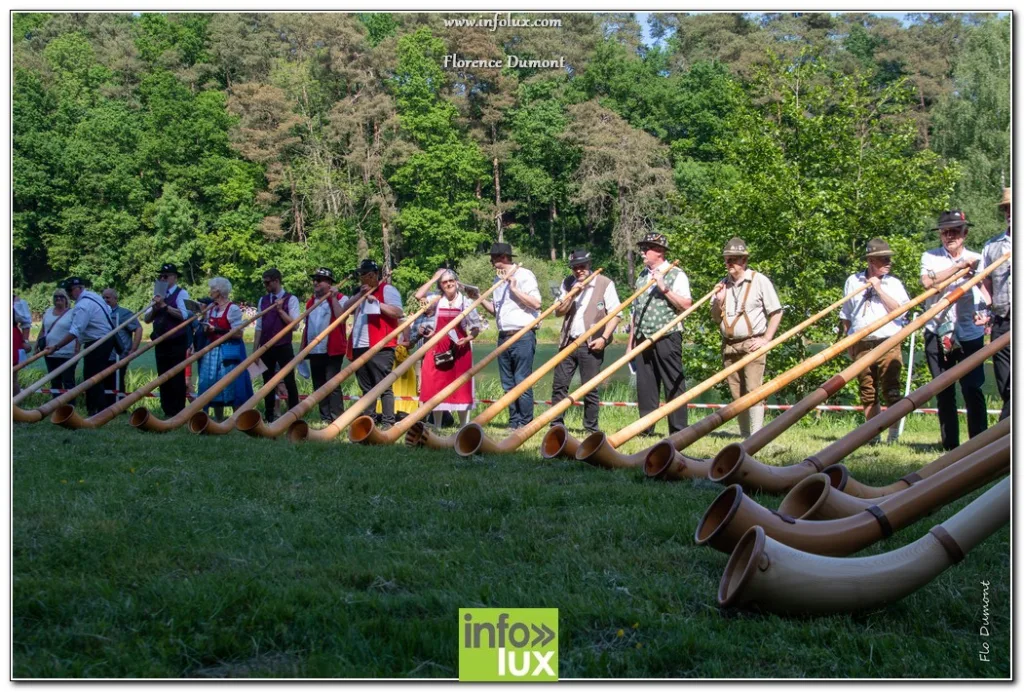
top-left (366, 281), bottom-right (399, 348)
top-left (302, 293), bottom-right (348, 357)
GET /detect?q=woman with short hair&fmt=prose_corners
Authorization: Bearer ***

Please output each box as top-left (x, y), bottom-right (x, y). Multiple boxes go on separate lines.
top-left (416, 268), bottom-right (481, 427)
top-left (197, 277), bottom-right (253, 421)
top-left (37, 288), bottom-right (77, 400)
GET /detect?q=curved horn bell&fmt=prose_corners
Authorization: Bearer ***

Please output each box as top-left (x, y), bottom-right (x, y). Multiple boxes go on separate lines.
top-left (719, 477), bottom-right (1009, 614)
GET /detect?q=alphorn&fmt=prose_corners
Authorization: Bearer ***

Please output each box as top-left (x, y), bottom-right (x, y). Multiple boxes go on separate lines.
top-left (347, 269), bottom-right (605, 446)
top-left (700, 257), bottom-right (1009, 491)
top-left (14, 348), bottom-right (50, 373)
top-left (235, 294), bottom-right (443, 439)
top-left (453, 288), bottom-right (715, 457)
top-left (293, 267), bottom-right (518, 442)
top-left (779, 432), bottom-right (1011, 522)
top-left (694, 434), bottom-right (1009, 556)
top-left (568, 270), bottom-right (893, 470)
top-left (719, 476), bottom-right (1009, 615)
top-left (129, 295), bottom-right (330, 432)
top-left (821, 416), bottom-right (1010, 501)
top-left (51, 301), bottom-right (281, 430)
top-left (189, 289), bottom-right (372, 435)
top-left (14, 306), bottom-right (207, 423)
top-left (636, 264), bottom-right (978, 478)
top-left (13, 302), bottom-right (152, 405)
top-left (408, 262), bottom-right (679, 451)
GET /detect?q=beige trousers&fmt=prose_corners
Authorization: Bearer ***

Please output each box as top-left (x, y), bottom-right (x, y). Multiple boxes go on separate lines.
top-left (722, 340), bottom-right (767, 438)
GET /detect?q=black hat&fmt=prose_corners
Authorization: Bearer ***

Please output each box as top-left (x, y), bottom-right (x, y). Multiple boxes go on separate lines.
top-left (355, 259), bottom-right (381, 275)
top-left (637, 232), bottom-right (669, 251)
top-left (568, 249), bottom-right (592, 267)
top-left (310, 267), bottom-right (335, 282)
top-left (932, 209), bottom-right (972, 231)
top-left (158, 263), bottom-right (179, 276)
top-left (488, 242), bottom-right (516, 258)
top-left (63, 277), bottom-right (88, 289)
top-left (864, 237), bottom-right (894, 258)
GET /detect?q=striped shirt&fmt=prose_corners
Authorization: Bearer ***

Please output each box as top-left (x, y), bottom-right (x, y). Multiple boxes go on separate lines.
top-left (982, 230), bottom-right (1011, 317)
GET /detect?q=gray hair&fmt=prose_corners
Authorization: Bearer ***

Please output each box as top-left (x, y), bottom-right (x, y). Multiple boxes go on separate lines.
top-left (439, 269), bottom-right (459, 285)
top-left (208, 277), bottom-right (232, 298)
top-left (52, 288), bottom-right (70, 302)
top-left (102, 287), bottom-right (118, 300)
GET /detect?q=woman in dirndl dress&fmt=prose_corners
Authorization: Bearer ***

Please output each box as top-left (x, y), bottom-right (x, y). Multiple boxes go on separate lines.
top-left (197, 277), bottom-right (253, 421)
top-left (415, 268), bottom-right (481, 427)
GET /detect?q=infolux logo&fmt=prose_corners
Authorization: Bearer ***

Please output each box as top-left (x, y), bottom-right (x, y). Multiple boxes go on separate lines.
top-left (459, 608), bottom-right (558, 682)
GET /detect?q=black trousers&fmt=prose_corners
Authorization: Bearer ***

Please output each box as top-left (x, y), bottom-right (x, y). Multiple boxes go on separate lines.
top-left (81, 340), bottom-right (116, 416)
top-left (261, 343), bottom-right (300, 421)
top-left (633, 331), bottom-right (687, 435)
top-left (352, 346), bottom-right (395, 426)
top-left (44, 356), bottom-right (77, 402)
top-left (924, 332), bottom-right (988, 451)
top-left (309, 353), bottom-right (345, 422)
top-left (991, 315), bottom-right (1011, 420)
top-left (550, 343), bottom-right (605, 432)
top-left (155, 339), bottom-right (189, 417)
top-left (105, 356), bottom-right (130, 409)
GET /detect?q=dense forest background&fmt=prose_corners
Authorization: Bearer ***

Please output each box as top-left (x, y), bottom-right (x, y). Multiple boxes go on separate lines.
top-left (12, 11), bottom-right (1011, 391)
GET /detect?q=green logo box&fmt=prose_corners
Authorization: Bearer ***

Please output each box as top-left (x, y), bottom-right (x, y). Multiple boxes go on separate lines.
top-left (459, 608), bottom-right (558, 682)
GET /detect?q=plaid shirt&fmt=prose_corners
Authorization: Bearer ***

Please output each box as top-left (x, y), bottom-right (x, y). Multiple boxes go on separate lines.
top-left (982, 230), bottom-right (1012, 318)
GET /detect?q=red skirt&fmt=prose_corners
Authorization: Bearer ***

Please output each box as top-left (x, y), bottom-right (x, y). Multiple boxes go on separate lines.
top-left (419, 306), bottom-right (474, 411)
top-left (13, 326), bottom-right (24, 367)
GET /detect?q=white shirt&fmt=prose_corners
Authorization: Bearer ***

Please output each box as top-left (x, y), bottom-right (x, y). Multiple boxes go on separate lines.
top-left (558, 277), bottom-right (621, 338)
top-left (920, 247), bottom-right (985, 341)
top-left (255, 289), bottom-right (300, 331)
top-left (492, 267), bottom-right (541, 332)
top-left (69, 289), bottom-right (114, 342)
top-left (352, 284), bottom-right (403, 348)
top-left (840, 271), bottom-right (911, 340)
top-left (143, 285), bottom-right (191, 320)
top-left (13, 298), bottom-right (31, 330)
top-left (305, 295), bottom-right (348, 355)
top-left (42, 307), bottom-right (76, 358)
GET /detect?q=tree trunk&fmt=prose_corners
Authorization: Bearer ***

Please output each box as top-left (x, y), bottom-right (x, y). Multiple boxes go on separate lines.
top-left (528, 194), bottom-right (535, 238)
top-left (627, 246), bottom-right (635, 287)
top-left (493, 157), bottom-right (502, 242)
top-left (382, 220), bottom-right (392, 270)
top-left (549, 200), bottom-right (558, 261)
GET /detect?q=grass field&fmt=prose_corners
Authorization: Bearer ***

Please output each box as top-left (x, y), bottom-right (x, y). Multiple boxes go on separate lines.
top-left (13, 395), bottom-right (1009, 677)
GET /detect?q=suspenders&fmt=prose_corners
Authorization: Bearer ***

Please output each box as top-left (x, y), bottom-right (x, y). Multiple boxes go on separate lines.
top-left (723, 271), bottom-right (757, 340)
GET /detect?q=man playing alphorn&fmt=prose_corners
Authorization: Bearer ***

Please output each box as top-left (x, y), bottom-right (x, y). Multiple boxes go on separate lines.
top-left (919, 209), bottom-right (989, 450)
top-left (630, 232), bottom-right (692, 436)
top-left (349, 259), bottom-right (404, 432)
top-left (480, 242), bottom-right (542, 430)
top-left (982, 188), bottom-right (1011, 420)
top-left (840, 238), bottom-right (911, 444)
top-left (254, 267), bottom-right (302, 422)
top-left (300, 267), bottom-right (351, 424)
top-left (710, 237), bottom-right (783, 438)
top-left (550, 250), bottom-right (621, 436)
top-left (142, 263), bottom-right (192, 416)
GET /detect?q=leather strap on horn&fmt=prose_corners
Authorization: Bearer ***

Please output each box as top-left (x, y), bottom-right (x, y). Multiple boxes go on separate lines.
top-left (929, 526), bottom-right (965, 564)
top-left (769, 509), bottom-right (797, 524)
top-left (821, 375), bottom-right (847, 397)
top-left (901, 471), bottom-right (923, 485)
top-left (865, 505), bottom-right (893, 538)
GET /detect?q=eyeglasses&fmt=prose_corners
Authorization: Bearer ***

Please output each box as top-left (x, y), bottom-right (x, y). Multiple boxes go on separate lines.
top-left (441, 280), bottom-right (458, 286)
top-left (263, 279), bottom-right (275, 285)
top-left (159, 274), bottom-right (170, 280)
top-left (940, 228), bottom-right (965, 236)
top-left (724, 256), bottom-right (746, 264)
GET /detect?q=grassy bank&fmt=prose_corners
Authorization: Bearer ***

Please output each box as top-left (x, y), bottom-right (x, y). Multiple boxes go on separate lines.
top-left (13, 408), bottom-right (1009, 678)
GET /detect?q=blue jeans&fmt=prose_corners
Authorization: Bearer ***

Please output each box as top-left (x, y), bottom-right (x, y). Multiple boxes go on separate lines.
top-left (497, 330), bottom-right (536, 428)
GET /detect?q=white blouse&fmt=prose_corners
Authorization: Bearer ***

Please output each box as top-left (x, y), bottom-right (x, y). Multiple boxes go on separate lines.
top-left (42, 307), bottom-right (76, 358)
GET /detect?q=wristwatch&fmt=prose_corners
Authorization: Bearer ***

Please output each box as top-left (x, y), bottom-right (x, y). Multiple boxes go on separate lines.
top-left (927, 269), bottom-right (937, 281)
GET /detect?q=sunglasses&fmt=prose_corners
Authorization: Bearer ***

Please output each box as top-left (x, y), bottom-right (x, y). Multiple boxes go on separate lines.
top-left (940, 227), bottom-right (965, 236)
top-left (159, 274), bottom-right (170, 280)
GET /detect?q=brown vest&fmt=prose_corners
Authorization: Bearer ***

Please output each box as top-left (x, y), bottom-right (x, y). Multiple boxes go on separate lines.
top-left (559, 274), bottom-right (613, 348)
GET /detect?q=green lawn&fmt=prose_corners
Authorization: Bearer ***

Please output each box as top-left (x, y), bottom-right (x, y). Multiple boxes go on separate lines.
top-left (13, 403), bottom-right (1009, 678)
